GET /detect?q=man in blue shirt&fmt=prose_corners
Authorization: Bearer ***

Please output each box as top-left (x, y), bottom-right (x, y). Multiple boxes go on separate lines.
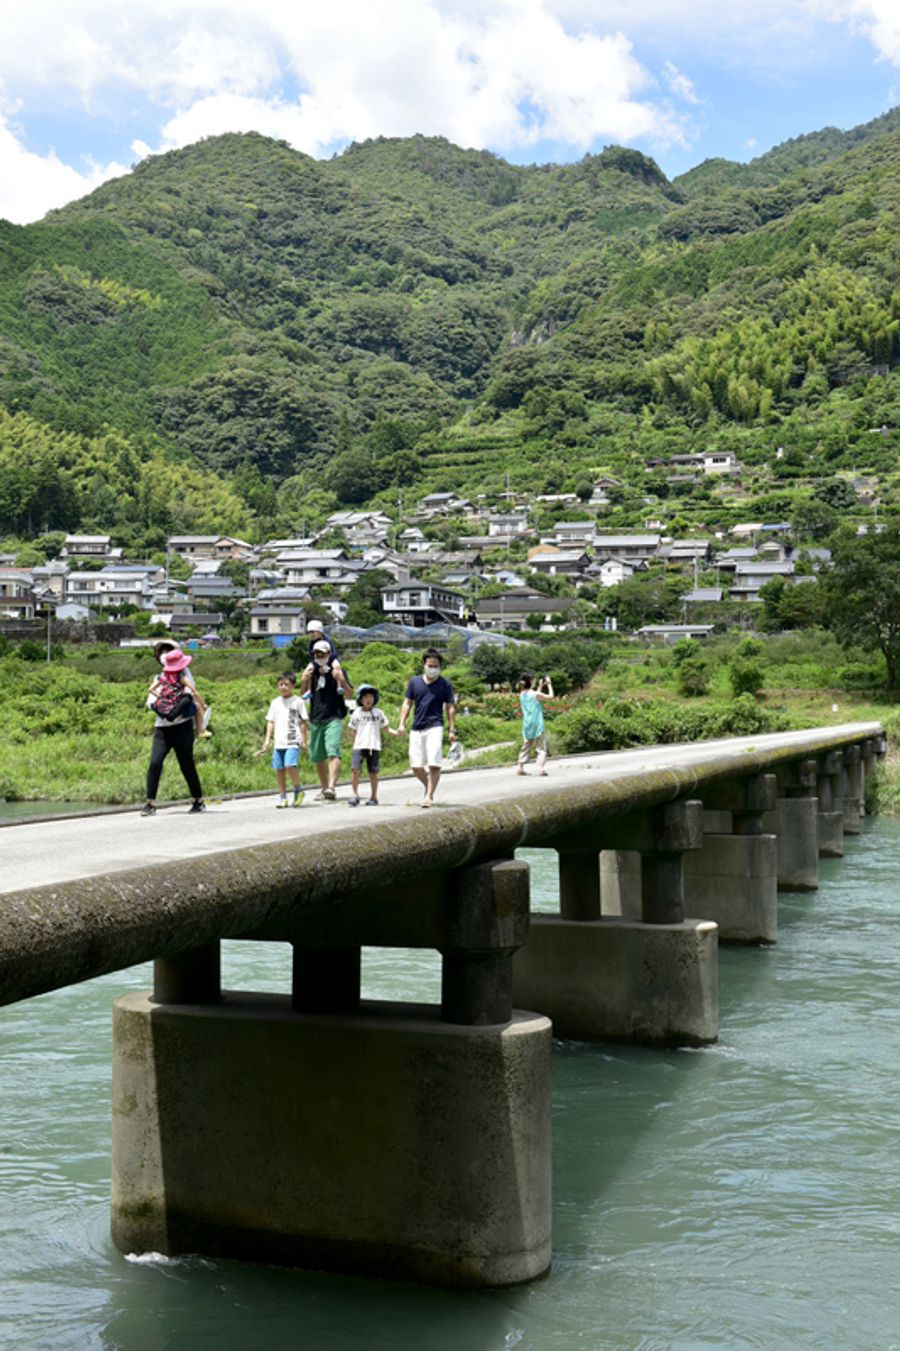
top-left (397, 648), bottom-right (457, 808)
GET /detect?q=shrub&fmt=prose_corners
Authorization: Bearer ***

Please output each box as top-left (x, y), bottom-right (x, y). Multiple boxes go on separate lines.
top-left (676, 654), bottom-right (710, 697)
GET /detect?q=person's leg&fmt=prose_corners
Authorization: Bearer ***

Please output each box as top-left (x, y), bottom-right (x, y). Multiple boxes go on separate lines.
top-left (367, 750), bottom-right (380, 802)
top-left (349, 750), bottom-right (362, 803)
top-left (171, 721), bottom-right (203, 802)
top-left (287, 766), bottom-right (301, 789)
top-left (423, 727), bottom-right (443, 804)
top-left (315, 760), bottom-right (329, 789)
top-left (409, 731), bottom-right (428, 795)
top-left (536, 732), bottom-right (548, 774)
top-left (145, 727), bottom-right (168, 804)
top-left (516, 738), bottom-right (532, 773)
top-left (275, 767), bottom-right (287, 793)
top-left (325, 720), bottom-right (343, 794)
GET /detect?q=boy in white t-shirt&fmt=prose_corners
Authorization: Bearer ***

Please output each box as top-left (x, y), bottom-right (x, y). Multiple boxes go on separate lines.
top-left (260, 672), bottom-right (309, 807)
top-left (347, 684), bottom-right (398, 806)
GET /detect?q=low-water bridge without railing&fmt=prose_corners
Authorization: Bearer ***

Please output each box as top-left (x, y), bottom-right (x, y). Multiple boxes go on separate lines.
top-left (0, 723), bottom-right (885, 1289)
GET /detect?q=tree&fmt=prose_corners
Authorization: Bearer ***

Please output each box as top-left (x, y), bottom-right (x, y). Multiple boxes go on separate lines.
top-left (728, 637), bottom-right (764, 697)
top-left (823, 525), bottom-right (900, 691)
top-left (343, 568), bottom-right (394, 627)
top-left (812, 478), bottom-right (858, 511)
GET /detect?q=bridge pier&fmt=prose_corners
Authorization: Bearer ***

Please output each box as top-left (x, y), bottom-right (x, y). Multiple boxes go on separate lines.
top-left (683, 774), bottom-right (778, 944)
top-left (512, 800), bottom-right (718, 1047)
top-left (840, 745), bottom-right (862, 835)
top-left (762, 759), bottom-right (820, 893)
top-left (111, 859), bottom-right (552, 1289)
top-left (816, 751), bottom-right (845, 858)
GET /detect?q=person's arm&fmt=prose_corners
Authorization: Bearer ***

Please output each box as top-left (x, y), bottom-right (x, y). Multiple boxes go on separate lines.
top-left (300, 665), bottom-right (313, 696)
top-left (536, 677), bottom-right (554, 700)
top-left (335, 663), bottom-right (354, 696)
top-left (261, 718), bottom-right (274, 751)
top-left (397, 697), bottom-right (412, 733)
top-left (446, 685), bottom-right (457, 739)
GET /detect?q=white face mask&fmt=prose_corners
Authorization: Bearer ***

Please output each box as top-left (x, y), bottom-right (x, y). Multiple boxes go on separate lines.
top-left (315, 656), bottom-right (329, 668)
top-left (423, 666), bottom-right (440, 683)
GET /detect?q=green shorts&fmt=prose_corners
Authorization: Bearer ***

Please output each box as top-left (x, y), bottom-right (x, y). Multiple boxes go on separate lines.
top-left (309, 719), bottom-right (343, 762)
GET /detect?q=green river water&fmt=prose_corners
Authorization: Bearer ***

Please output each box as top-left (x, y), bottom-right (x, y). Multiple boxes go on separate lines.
top-left (2, 827), bottom-right (899, 1350)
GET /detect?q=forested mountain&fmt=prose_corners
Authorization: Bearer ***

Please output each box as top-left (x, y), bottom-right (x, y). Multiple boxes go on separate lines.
top-left (4, 108), bottom-right (900, 546)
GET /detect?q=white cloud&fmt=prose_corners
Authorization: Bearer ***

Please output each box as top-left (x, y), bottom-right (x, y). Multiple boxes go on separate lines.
top-left (0, 0), bottom-right (700, 220)
top-left (812, 1), bottom-right (900, 64)
top-left (0, 112), bottom-right (125, 224)
top-left (7, 0), bottom-right (898, 221)
top-left (663, 61), bottom-right (700, 105)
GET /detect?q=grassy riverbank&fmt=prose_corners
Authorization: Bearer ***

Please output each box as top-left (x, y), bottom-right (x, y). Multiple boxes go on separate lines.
top-left (0, 632), bottom-right (895, 807)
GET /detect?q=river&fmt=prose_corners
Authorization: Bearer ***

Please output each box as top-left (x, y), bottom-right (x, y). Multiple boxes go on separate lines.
top-left (2, 823), bottom-right (899, 1350)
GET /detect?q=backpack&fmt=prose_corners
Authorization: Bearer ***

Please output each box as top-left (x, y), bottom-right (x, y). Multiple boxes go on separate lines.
top-left (153, 679), bottom-right (195, 722)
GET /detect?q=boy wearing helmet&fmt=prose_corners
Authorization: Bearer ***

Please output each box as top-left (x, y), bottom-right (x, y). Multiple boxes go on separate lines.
top-left (347, 683), bottom-right (399, 806)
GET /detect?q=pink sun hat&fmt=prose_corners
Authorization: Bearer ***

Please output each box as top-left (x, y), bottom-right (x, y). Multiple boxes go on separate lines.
top-left (161, 649), bottom-right (192, 674)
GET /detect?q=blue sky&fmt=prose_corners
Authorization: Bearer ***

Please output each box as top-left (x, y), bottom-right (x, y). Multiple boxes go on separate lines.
top-left (2, 2), bottom-right (900, 223)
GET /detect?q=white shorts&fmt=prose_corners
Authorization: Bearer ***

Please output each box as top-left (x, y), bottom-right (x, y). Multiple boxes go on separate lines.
top-left (409, 726), bottom-right (443, 769)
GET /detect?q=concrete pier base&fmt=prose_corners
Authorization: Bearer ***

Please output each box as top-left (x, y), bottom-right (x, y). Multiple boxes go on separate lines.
top-left (762, 797), bottom-right (820, 892)
top-left (683, 833), bottom-right (778, 944)
top-left (511, 916), bottom-right (718, 1047)
top-left (599, 850), bottom-right (641, 917)
top-left (111, 992), bottom-right (552, 1288)
top-left (818, 811), bottom-right (844, 858)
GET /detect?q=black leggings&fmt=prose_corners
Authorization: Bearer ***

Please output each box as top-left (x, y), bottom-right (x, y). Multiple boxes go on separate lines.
top-left (147, 721), bottom-right (203, 802)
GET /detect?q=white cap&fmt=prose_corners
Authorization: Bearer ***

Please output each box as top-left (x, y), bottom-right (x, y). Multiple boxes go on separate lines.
top-left (307, 619), bottom-right (324, 633)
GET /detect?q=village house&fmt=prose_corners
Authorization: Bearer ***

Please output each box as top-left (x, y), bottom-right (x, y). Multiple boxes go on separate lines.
top-left (248, 588), bottom-right (310, 640)
top-left (275, 548), bottom-right (364, 591)
top-left (586, 558), bottom-right (636, 588)
top-left (728, 560), bottom-right (795, 603)
top-left (64, 565), bottom-right (160, 610)
top-left (527, 546), bottom-right (590, 578)
top-left (0, 567), bottom-right (38, 619)
top-left (398, 527), bottom-right (433, 553)
top-left (547, 521), bottom-right (596, 547)
top-left (167, 535), bottom-right (255, 562)
top-left (380, 580), bottom-right (466, 627)
top-left (593, 533), bottom-right (661, 562)
top-left (185, 575), bottom-right (246, 609)
top-left (487, 511), bottom-right (530, 537)
top-left (474, 587), bottom-right (576, 632)
top-left (637, 623), bottom-right (716, 642)
top-left (416, 492), bottom-right (470, 518)
top-left (30, 560), bottom-right (69, 600)
top-left (60, 534), bottom-right (122, 562)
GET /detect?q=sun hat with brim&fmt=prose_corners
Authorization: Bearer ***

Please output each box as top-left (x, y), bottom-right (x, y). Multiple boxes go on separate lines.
top-left (355, 683), bottom-right (379, 705)
top-left (313, 640), bottom-right (332, 653)
top-left (162, 649), bottom-right (192, 673)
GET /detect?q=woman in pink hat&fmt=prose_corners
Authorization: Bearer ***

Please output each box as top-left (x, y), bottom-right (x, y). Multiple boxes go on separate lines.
top-left (142, 648), bottom-right (206, 816)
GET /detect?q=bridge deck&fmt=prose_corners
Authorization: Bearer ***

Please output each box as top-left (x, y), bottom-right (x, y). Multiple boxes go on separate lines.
top-left (0, 724), bottom-right (878, 894)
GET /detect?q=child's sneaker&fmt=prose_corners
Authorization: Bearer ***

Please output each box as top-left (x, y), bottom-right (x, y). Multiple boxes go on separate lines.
top-left (140, 802), bottom-right (156, 817)
top-left (347, 795), bottom-right (361, 807)
top-left (365, 798), bottom-right (379, 806)
top-left (188, 800), bottom-right (206, 813)
top-left (276, 795), bottom-right (288, 809)
top-left (292, 790), bottom-right (304, 807)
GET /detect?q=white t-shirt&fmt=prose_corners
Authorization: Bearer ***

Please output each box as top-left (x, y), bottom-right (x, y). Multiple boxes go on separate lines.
top-left (349, 707), bottom-right (388, 751)
top-left (266, 695), bottom-right (309, 748)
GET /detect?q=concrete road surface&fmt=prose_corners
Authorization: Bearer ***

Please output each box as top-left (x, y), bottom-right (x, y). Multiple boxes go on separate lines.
top-left (0, 726), bottom-right (877, 896)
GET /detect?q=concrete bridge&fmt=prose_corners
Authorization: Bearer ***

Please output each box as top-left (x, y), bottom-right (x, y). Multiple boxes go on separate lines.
top-left (0, 723), bottom-right (884, 1290)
